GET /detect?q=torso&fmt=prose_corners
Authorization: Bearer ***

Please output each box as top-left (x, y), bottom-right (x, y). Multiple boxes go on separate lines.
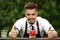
top-left (19, 17), bottom-right (44, 37)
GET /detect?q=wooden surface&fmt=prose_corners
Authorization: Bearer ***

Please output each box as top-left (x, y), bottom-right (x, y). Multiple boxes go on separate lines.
top-left (0, 37), bottom-right (60, 40)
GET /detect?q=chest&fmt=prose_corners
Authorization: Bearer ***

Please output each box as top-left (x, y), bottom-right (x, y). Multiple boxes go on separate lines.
top-left (21, 23), bottom-right (43, 34)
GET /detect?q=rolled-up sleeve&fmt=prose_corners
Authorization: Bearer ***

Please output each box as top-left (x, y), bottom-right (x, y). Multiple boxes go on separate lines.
top-left (9, 19), bottom-right (22, 35)
top-left (42, 19), bottom-right (56, 34)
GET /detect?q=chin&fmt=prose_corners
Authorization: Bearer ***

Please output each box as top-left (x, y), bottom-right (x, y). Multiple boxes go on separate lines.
top-left (29, 22), bottom-right (34, 24)
top-left (28, 20), bottom-right (35, 24)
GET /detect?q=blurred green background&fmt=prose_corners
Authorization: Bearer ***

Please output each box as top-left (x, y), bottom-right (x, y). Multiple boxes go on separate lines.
top-left (0, 0), bottom-right (60, 37)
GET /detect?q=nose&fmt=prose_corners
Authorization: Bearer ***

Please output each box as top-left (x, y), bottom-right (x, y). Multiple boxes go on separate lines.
top-left (29, 15), bottom-right (33, 18)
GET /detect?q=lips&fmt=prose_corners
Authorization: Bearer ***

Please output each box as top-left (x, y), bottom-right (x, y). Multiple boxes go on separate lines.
top-left (28, 18), bottom-right (34, 20)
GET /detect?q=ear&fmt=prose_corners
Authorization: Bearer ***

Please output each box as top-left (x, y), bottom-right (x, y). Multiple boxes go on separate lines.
top-left (36, 11), bottom-right (38, 16)
top-left (25, 13), bottom-right (26, 17)
top-left (24, 10), bottom-right (26, 17)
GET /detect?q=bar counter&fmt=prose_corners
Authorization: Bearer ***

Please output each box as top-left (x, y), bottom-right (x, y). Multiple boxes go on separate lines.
top-left (0, 37), bottom-right (60, 40)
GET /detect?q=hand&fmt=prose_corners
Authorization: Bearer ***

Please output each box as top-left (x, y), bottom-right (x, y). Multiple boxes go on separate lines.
top-left (48, 27), bottom-right (57, 38)
top-left (9, 26), bottom-right (17, 38)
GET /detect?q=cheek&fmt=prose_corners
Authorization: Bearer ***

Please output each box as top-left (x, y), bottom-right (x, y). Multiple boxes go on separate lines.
top-left (33, 14), bottom-right (37, 18)
top-left (33, 16), bottom-right (36, 18)
top-left (25, 15), bottom-right (29, 18)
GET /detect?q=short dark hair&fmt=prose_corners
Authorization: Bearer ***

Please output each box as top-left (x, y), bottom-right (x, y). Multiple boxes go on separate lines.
top-left (24, 2), bottom-right (38, 10)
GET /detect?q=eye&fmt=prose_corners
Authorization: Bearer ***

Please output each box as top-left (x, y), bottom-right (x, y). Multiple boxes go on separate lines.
top-left (27, 14), bottom-right (30, 16)
top-left (32, 14), bottom-right (35, 15)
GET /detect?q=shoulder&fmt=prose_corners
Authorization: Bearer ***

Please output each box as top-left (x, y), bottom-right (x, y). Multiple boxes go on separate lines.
top-left (14, 17), bottom-right (27, 25)
top-left (36, 16), bottom-right (50, 24)
top-left (16, 17), bottom-right (27, 22)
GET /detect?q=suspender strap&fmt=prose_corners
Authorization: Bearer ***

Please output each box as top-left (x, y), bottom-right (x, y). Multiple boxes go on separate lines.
top-left (36, 21), bottom-right (41, 37)
top-left (25, 21), bottom-right (27, 33)
top-left (37, 21), bottom-right (40, 34)
top-left (23, 21), bottom-right (29, 37)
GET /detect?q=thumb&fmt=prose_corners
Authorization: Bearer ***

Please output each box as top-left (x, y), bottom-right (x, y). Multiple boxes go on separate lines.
top-left (13, 25), bottom-right (16, 31)
top-left (48, 27), bottom-right (51, 31)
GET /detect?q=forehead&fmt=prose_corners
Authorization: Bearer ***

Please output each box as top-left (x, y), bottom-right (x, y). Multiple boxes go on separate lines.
top-left (25, 9), bottom-right (37, 14)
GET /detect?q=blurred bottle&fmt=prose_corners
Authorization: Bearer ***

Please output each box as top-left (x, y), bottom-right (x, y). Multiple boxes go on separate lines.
top-left (1, 29), bottom-right (8, 38)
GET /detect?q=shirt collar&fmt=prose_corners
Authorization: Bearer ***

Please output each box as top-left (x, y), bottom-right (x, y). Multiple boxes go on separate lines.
top-left (27, 20), bottom-right (37, 27)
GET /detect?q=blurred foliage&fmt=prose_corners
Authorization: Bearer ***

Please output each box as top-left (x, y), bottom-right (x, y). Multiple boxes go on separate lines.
top-left (0, 0), bottom-right (60, 37)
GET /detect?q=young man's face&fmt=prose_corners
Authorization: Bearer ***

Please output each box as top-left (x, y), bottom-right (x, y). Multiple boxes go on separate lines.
top-left (25, 9), bottom-right (38, 24)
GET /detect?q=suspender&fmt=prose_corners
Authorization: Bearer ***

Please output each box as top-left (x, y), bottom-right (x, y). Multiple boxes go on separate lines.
top-left (24, 21), bottom-right (41, 37)
top-left (36, 21), bottom-right (41, 37)
top-left (25, 21), bottom-right (27, 33)
top-left (23, 21), bottom-right (29, 37)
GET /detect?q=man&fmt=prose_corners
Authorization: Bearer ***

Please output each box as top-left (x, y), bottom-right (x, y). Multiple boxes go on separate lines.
top-left (9, 2), bottom-right (58, 38)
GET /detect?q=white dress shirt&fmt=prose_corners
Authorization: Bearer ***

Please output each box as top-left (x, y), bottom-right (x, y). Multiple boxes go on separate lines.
top-left (9, 16), bottom-right (56, 37)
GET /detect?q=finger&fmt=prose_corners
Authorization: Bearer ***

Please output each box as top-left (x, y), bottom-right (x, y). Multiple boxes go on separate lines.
top-left (50, 33), bottom-right (53, 38)
top-left (48, 31), bottom-right (53, 38)
top-left (13, 25), bottom-right (16, 31)
top-left (48, 34), bottom-right (53, 38)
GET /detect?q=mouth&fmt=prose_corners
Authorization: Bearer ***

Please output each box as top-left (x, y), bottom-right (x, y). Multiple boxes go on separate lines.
top-left (28, 19), bottom-right (35, 24)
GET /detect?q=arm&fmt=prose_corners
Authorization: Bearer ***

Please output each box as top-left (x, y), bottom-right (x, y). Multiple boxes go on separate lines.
top-left (42, 19), bottom-right (58, 38)
top-left (9, 19), bottom-right (22, 38)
